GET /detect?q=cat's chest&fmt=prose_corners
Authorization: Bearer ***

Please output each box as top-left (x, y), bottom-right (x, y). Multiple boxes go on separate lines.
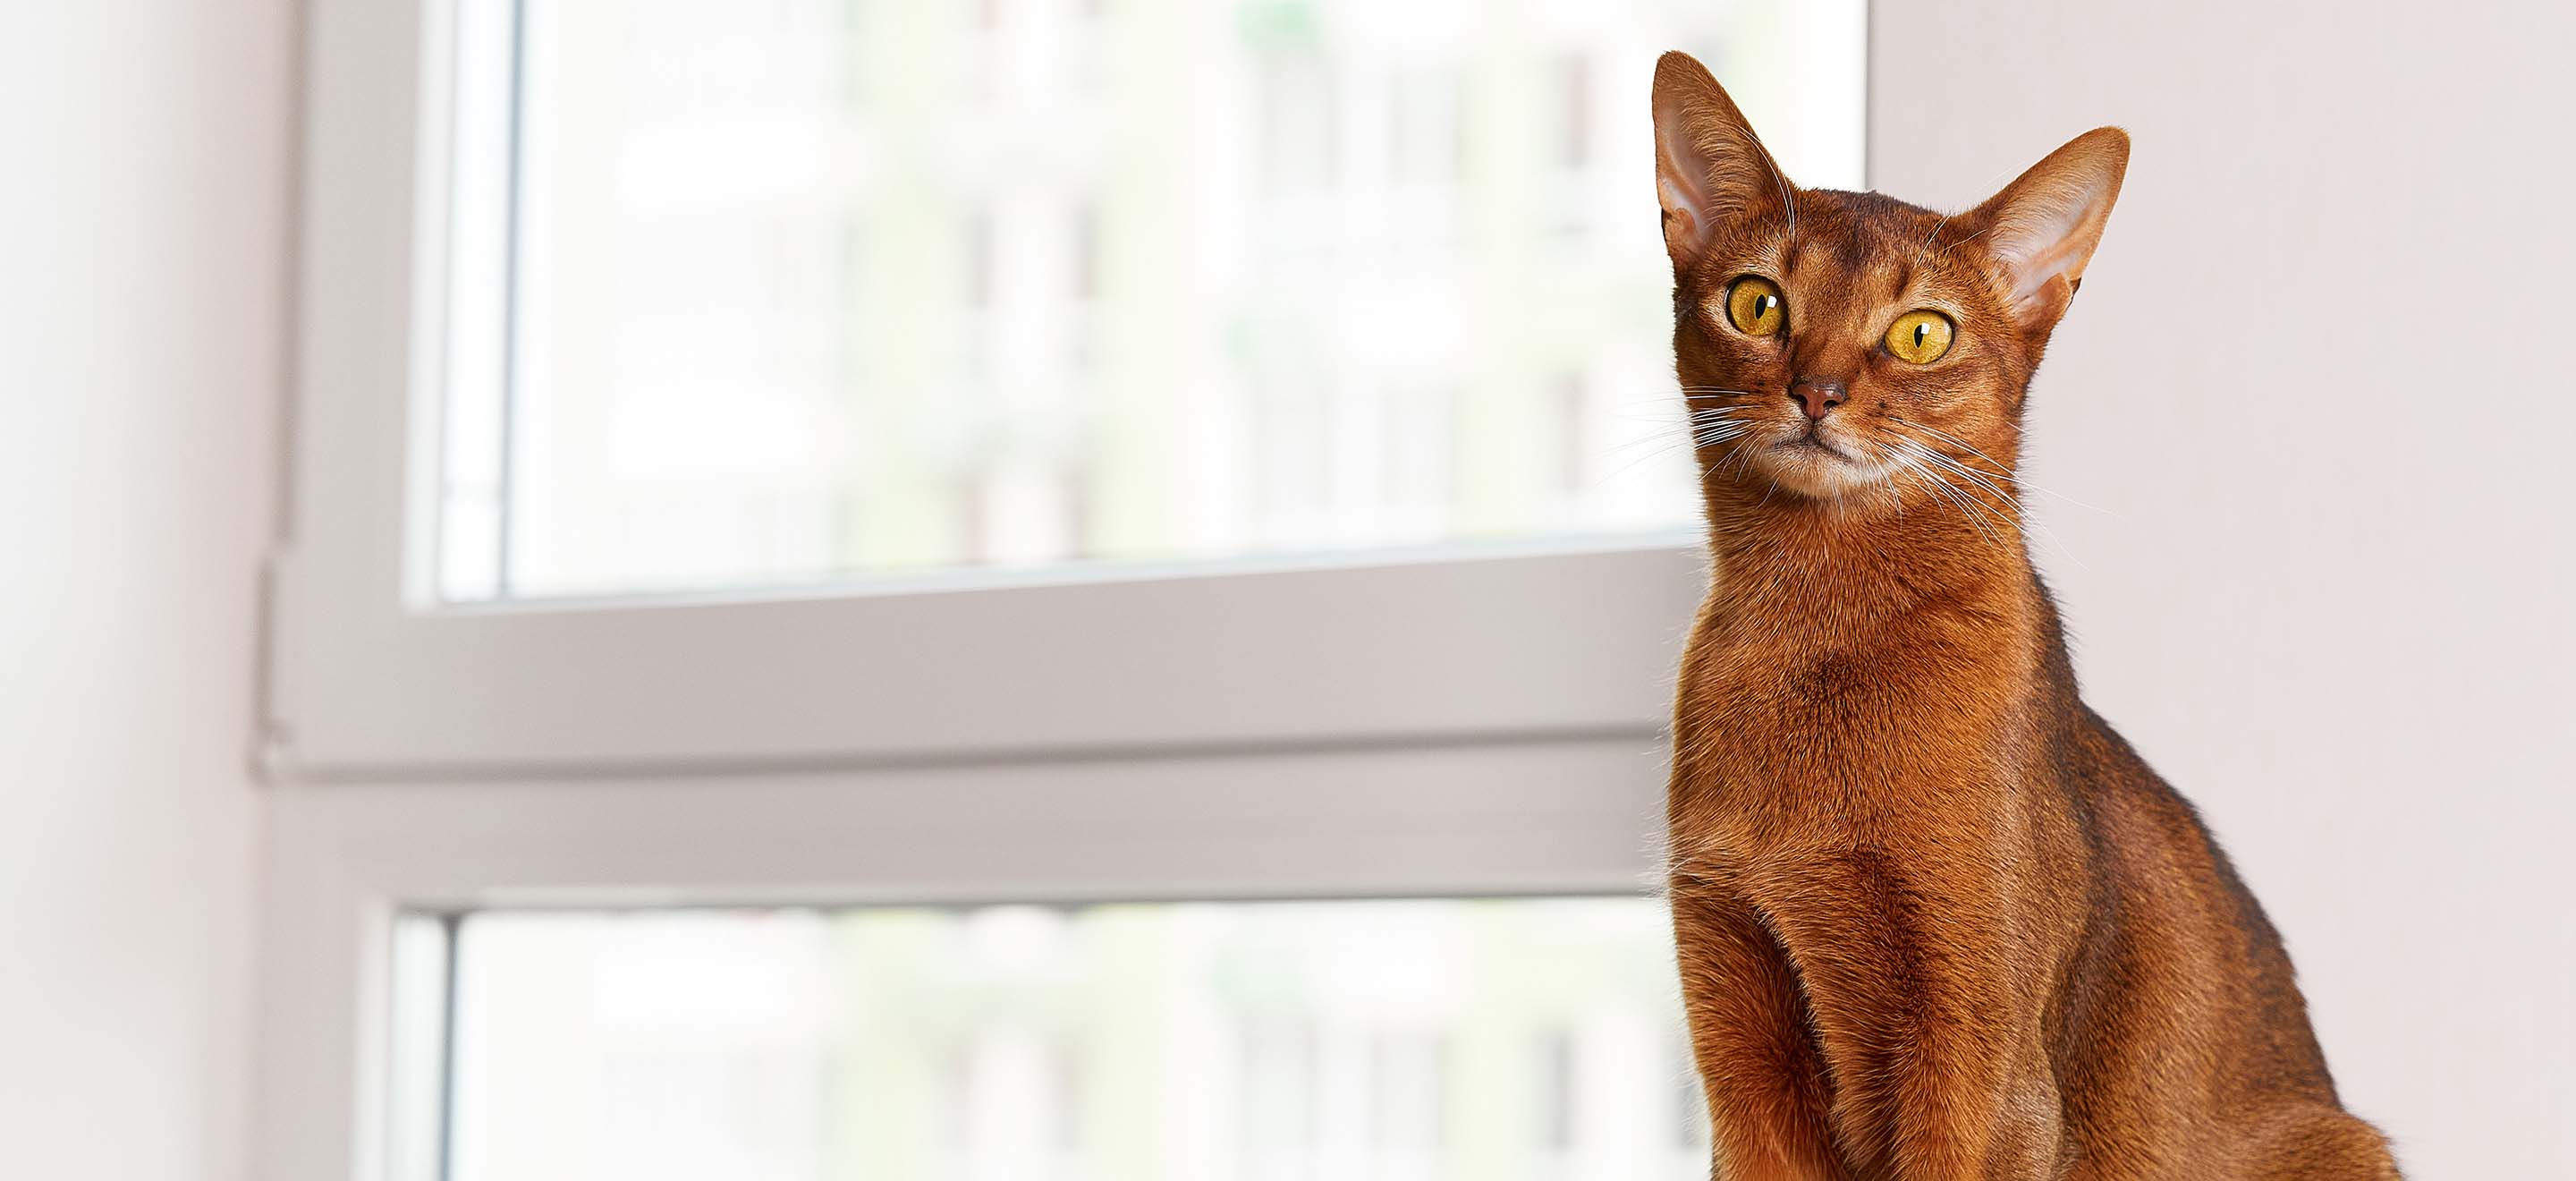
top-left (1681, 631), bottom-right (1990, 744)
top-left (1671, 633), bottom-right (2027, 829)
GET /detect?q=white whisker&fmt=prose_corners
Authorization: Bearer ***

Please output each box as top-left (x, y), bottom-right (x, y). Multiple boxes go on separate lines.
top-left (1893, 417), bottom-right (2116, 517)
top-left (1882, 428), bottom-right (2097, 569)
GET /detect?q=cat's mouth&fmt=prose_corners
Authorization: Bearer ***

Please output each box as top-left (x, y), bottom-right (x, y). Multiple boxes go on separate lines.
top-left (1774, 420), bottom-right (1868, 465)
top-left (1779, 432), bottom-right (1851, 461)
top-left (1757, 424), bottom-right (1899, 497)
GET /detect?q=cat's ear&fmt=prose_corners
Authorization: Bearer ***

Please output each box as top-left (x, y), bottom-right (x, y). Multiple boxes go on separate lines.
top-left (1960, 127), bottom-right (2130, 329)
top-left (1650, 52), bottom-right (1790, 272)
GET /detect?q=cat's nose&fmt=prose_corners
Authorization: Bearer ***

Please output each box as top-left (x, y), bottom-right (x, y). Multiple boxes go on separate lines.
top-left (1792, 377), bottom-right (1849, 421)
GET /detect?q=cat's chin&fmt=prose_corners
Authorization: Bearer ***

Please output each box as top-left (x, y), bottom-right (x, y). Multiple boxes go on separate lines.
top-left (1750, 437), bottom-right (1898, 502)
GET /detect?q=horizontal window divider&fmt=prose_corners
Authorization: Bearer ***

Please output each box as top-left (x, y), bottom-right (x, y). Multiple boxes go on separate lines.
top-left (270, 720), bottom-right (1671, 787)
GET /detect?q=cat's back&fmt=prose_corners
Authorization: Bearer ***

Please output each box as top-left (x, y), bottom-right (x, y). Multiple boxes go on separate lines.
top-left (2048, 704), bottom-right (2398, 1175)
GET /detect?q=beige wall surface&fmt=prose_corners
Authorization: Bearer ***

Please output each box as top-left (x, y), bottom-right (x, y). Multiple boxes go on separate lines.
top-left (1867, 3), bottom-right (2574, 1175)
top-left (0, 3), bottom-right (293, 1179)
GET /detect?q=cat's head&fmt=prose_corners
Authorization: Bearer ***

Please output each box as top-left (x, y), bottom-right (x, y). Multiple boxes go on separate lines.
top-left (1651, 52), bottom-right (2126, 507)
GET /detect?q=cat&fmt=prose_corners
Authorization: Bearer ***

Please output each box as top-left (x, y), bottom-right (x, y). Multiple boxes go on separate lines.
top-left (1649, 52), bottom-right (2399, 1180)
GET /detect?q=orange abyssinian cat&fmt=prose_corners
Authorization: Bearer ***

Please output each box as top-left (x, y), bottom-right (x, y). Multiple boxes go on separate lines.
top-left (1649, 53), bottom-right (2399, 1179)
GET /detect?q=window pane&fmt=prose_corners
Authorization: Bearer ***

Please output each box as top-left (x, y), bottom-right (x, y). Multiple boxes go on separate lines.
top-left (445, 899), bottom-right (1705, 1181)
top-left (438, 0), bottom-right (1866, 601)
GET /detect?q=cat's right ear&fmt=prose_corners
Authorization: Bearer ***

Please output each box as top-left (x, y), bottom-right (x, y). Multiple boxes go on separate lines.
top-left (1957, 128), bottom-right (2130, 332)
top-left (1650, 52), bottom-right (1790, 272)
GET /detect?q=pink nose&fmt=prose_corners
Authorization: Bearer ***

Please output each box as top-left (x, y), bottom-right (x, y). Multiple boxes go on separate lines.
top-left (1792, 377), bottom-right (1848, 421)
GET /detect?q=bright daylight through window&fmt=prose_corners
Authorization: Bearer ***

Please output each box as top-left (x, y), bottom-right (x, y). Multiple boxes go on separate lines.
top-left (435, 0), bottom-right (1863, 601)
top-left (433, 900), bottom-right (1701, 1181)
top-left (384, 3), bottom-right (1868, 1177)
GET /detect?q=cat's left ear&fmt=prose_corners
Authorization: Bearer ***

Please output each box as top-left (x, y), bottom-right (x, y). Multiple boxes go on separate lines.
top-left (1650, 52), bottom-right (1792, 273)
top-left (1960, 127), bottom-right (2130, 330)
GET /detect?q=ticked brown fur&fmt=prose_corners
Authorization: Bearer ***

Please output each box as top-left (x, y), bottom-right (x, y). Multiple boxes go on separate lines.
top-left (1649, 54), bottom-right (2397, 1180)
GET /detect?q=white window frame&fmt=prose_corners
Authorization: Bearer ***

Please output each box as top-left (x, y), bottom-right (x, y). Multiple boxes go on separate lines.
top-left (255, 2), bottom-right (1870, 1178)
top-left (272, 0), bottom-right (1724, 779)
top-left (252, 743), bottom-right (1680, 1181)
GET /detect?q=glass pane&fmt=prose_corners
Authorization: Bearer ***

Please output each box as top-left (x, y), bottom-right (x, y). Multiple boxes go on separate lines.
top-left (445, 899), bottom-right (1705, 1181)
top-left (437, 0), bottom-right (1867, 601)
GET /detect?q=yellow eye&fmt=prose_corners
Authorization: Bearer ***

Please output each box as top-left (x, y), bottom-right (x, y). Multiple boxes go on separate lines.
top-left (1885, 310), bottom-right (1955, 364)
top-left (1724, 276), bottom-right (1785, 337)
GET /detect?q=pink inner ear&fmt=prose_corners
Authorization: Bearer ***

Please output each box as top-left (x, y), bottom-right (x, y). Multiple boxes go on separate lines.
top-left (1657, 172), bottom-right (1706, 256)
top-left (1654, 111), bottom-right (1717, 259)
top-left (1992, 190), bottom-right (2100, 307)
top-left (1972, 130), bottom-right (2128, 320)
top-left (2001, 224), bottom-right (2093, 310)
top-left (1649, 58), bottom-right (1792, 267)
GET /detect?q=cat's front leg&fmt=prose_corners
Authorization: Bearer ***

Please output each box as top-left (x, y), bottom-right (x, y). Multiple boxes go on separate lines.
top-left (1813, 970), bottom-right (2059, 1179)
top-left (1668, 876), bottom-right (1851, 1180)
top-left (1767, 856), bottom-right (2064, 1180)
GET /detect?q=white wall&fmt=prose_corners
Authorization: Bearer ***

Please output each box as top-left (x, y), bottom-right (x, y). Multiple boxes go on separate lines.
top-left (0, 4), bottom-right (294, 1179)
top-left (1867, 3), bottom-right (2574, 1175)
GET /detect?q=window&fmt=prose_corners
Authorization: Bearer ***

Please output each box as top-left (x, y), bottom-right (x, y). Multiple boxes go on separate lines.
top-left (265, 2), bottom-right (1865, 1179)
top-left (274, 0), bottom-right (1864, 777)
top-left (415, 899), bottom-right (1699, 1181)
top-left (434, 0), bottom-right (1867, 602)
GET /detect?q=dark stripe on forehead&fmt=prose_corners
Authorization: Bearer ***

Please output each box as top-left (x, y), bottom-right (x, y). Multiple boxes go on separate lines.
top-left (1832, 215), bottom-right (1870, 273)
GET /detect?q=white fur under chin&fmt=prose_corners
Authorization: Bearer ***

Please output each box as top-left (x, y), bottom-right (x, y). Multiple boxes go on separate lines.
top-left (1744, 431), bottom-right (1904, 501)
